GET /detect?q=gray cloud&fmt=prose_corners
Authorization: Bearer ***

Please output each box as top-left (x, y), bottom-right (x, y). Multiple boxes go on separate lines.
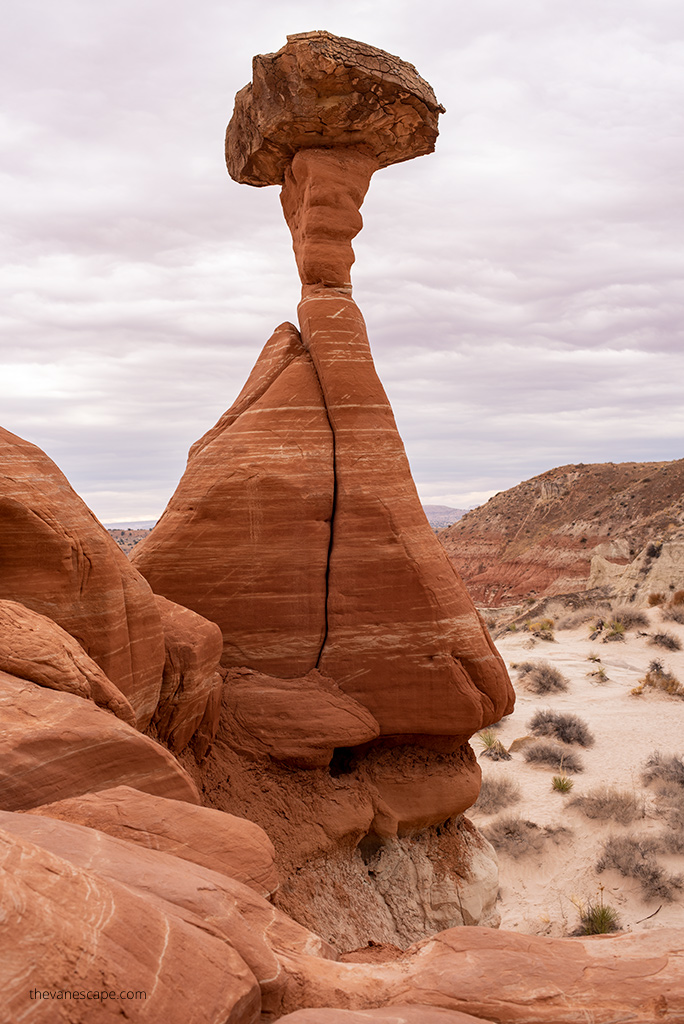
top-left (2, 0), bottom-right (683, 520)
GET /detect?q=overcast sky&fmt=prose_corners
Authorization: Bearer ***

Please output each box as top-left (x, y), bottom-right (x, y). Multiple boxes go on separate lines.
top-left (3, 0), bottom-right (683, 522)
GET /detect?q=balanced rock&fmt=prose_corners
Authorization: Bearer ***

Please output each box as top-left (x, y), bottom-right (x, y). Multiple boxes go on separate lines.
top-left (0, 673), bottom-right (199, 810)
top-left (133, 31), bottom-right (513, 759)
top-left (0, 426), bottom-right (164, 727)
top-left (26, 784), bottom-right (278, 896)
top-left (226, 30), bottom-right (444, 186)
top-left (0, 599), bottom-right (135, 726)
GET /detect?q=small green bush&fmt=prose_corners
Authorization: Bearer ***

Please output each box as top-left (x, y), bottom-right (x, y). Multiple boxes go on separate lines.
top-left (577, 888), bottom-right (620, 934)
top-left (552, 774), bottom-right (573, 793)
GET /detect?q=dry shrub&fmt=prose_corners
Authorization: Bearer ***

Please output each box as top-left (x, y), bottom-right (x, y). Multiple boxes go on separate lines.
top-left (516, 660), bottom-right (569, 694)
top-left (483, 816), bottom-right (570, 859)
top-left (474, 775), bottom-right (521, 814)
top-left (632, 661), bottom-right (684, 698)
top-left (524, 741), bottom-right (584, 773)
top-left (648, 592), bottom-right (666, 607)
top-left (642, 751), bottom-right (684, 789)
top-left (597, 835), bottom-right (683, 902)
top-left (662, 605), bottom-right (684, 625)
top-left (569, 786), bottom-right (645, 824)
top-left (528, 709), bottom-right (594, 747)
top-left (649, 783), bottom-right (684, 854)
top-left (648, 631), bottom-right (682, 651)
top-left (609, 605), bottom-right (648, 630)
top-left (555, 607), bottom-right (598, 630)
top-left (672, 590), bottom-right (684, 606)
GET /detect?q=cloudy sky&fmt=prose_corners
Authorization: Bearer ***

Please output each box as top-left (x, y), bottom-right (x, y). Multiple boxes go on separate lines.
top-left (3, 0), bottom-right (683, 522)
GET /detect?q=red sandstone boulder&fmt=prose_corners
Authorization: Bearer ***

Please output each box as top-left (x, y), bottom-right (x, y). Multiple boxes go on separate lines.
top-left (0, 827), bottom-right (260, 1024)
top-left (0, 672), bottom-right (199, 809)
top-left (0, 599), bottom-right (136, 726)
top-left (0, 426), bottom-right (164, 727)
top-left (222, 667), bottom-right (379, 768)
top-left (0, 810), bottom-right (334, 1017)
top-left (26, 784), bottom-right (278, 896)
top-left (154, 595), bottom-right (223, 753)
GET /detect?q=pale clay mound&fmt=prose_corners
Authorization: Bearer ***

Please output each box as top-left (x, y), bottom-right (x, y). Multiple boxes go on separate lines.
top-left (472, 606), bottom-right (684, 937)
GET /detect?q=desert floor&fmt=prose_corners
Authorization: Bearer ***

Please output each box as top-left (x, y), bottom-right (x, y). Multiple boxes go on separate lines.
top-left (468, 605), bottom-right (684, 937)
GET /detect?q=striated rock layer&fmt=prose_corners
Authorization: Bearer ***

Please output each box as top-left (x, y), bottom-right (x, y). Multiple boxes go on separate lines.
top-left (0, 426), bottom-right (164, 727)
top-left (439, 458), bottom-right (684, 607)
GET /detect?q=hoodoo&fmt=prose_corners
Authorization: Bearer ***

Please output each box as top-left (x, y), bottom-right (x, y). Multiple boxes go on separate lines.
top-left (132, 31), bottom-right (513, 759)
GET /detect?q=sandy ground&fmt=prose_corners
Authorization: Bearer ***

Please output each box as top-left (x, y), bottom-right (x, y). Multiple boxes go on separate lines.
top-left (468, 606), bottom-right (684, 937)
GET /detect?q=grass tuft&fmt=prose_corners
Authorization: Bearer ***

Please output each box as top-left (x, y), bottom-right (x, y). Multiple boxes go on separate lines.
top-left (577, 887), bottom-right (621, 934)
top-left (552, 774), bottom-right (573, 793)
top-left (648, 592), bottom-right (666, 607)
top-left (528, 709), bottom-right (594, 747)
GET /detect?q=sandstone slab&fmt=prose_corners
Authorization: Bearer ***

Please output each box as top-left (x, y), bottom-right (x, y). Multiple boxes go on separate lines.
top-left (222, 667), bottom-right (379, 768)
top-left (0, 426), bottom-right (164, 727)
top-left (0, 827), bottom-right (260, 1024)
top-left (26, 784), bottom-right (278, 896)
top-left (277, 1009), bottom-right (496, 1024)
top-left (0, 672), bottom-right (199, 810)
top-left (0, 599), bottom-right (135, 725)
top-left (0, 810), bottom-right (334, 1016)
top-left (277, 925), bottom-right (684, 1022)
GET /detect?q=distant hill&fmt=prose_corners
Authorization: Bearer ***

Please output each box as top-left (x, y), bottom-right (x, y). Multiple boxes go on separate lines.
top-left (423, 504), bottom-right (467, 529)
top-left (107, 528), bottom-right (151, 555)
top-left (438, 459), bottom-right (684, 606)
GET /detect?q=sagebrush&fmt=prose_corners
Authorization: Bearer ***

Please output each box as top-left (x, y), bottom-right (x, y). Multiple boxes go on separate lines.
top-left (528, 709), bottom-right (594, 747)
top-left (483, 816), bottom-right (570, 858)
top-left (597, 835), bottom-right (683, 902)
top-left (524, 741), bottom-right (584, 773)
top-left (474, 775), bottom-right (521, 813)
top-left (569, 786), bottom-right (644, 824)
top-left (516, 661), bottom-right (569, 694)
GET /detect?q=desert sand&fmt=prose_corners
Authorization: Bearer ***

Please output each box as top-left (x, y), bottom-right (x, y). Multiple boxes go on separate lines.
top-left (470, 604), bottom-right (684, 937)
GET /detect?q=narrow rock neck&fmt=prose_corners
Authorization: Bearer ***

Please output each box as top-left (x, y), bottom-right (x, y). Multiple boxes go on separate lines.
top-left (280, 148), bottom-right (378, 297)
